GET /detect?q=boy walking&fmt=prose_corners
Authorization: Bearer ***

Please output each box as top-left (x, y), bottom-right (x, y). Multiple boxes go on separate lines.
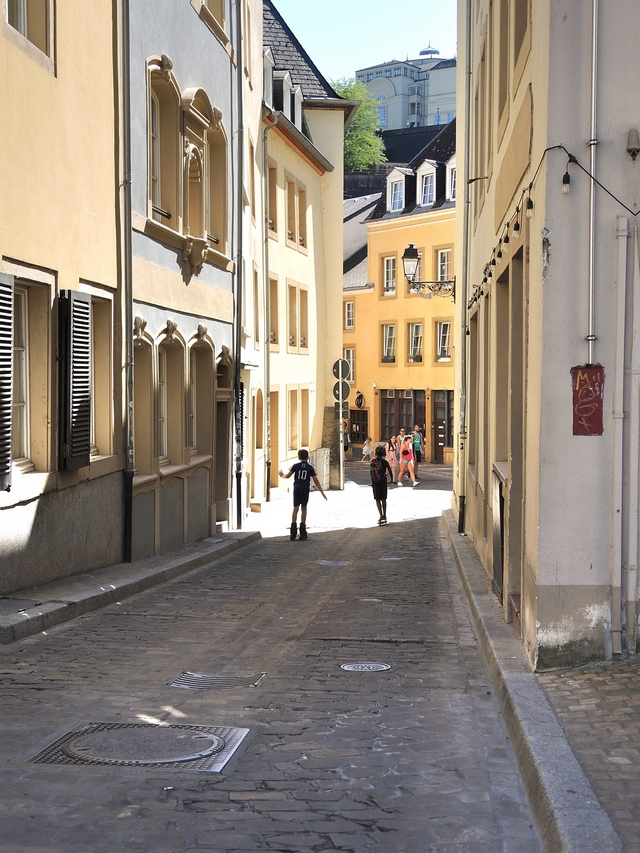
top-left (370, 445), bottom-right (392, 525)
top-left (279, 450), bottom-right (327, 540)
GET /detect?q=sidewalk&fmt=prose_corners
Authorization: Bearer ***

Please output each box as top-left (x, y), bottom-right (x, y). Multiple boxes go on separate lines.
top-left (2, 464), bottom-right (633, 852)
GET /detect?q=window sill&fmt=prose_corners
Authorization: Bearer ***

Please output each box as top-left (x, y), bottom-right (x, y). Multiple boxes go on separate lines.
top-left (268, 228), bottom-right (278, 241)
top-left (133, 213), bottom-right (233, 272)
top-left (269, 343), bottom-right (280, 353)
top-left (159, 454), bottom-right (213, 482)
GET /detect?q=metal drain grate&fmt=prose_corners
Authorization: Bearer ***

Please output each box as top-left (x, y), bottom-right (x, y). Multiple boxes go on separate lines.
top-left (341, 662), bottom-right (391, 672)
top-left (169, 672), bottom-right (267, 690)
top-left (31, 722), bottom-right (250, 773)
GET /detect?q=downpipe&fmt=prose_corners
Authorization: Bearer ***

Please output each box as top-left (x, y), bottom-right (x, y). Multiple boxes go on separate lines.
top-left (233, 0), bottom-right (244, 529)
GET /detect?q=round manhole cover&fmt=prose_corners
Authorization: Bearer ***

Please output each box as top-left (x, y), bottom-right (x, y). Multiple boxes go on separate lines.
top-left (62, 726), bottom-right (225, 766)
top-left (341, 662), bottom-right (391, 672)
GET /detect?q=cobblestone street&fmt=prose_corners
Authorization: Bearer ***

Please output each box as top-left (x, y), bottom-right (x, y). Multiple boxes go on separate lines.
top-left (0, 466), bottom-right (539, 852)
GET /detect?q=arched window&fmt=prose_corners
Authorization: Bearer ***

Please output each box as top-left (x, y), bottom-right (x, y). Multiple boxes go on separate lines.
top-left (157, 335), bottom-right (184, 466)
top-left (148, 57), bottom-right (180, 226)
top-left (186, 145), bottom-right (205, 238)
top-left (189, 341), bottom-right (214, 456)
top-left (133, 339), bottom-right (153, 475)
top-left (208, 123), bottom-right (227, 252)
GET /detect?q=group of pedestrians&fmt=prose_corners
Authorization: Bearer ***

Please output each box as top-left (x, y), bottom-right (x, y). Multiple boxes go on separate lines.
top-left (369, 425), bottom-right (424, 525)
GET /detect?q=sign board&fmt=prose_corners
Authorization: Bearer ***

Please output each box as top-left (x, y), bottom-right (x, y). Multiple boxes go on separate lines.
top-left (332, 358), bottom-right (351, 381)
top-left (333, 380), bottom-right (351, 402)
top-left (571, 364), bottom-right (604, 436)
top-left (335, 402), bottom-right (350, 419)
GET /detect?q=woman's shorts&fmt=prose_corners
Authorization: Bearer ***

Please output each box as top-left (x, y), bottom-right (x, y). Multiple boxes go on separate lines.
top-left (372, 481), bottom-right (388, 501)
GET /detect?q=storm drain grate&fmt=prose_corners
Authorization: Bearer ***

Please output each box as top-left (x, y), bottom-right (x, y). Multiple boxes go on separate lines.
top-left (169, 672), bottom-right (267, 690)
top-left (31, 722), bottom-right (250, 772)
top-left (341, 662), bottom-right (391, 672)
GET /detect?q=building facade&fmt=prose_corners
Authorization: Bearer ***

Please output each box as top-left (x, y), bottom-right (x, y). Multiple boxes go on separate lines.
top-left (343, 122), bottom-right (456, 459)
top-left (357, 51), bottom-right (456, 131)
top-left (454, 0), bottom-right (640, 668)
top-left (0, 1), bottom-right (124, 593)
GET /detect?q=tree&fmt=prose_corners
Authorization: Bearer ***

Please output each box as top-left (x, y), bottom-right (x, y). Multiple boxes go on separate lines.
top-left (332, 78), bottom-right (387, 171)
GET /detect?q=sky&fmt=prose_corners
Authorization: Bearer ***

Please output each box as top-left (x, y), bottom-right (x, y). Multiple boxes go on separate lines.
top-left (270, 0), bottom-right (458, 85)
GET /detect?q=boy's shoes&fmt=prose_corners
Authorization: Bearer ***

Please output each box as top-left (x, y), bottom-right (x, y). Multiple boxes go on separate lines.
top-left (290, 523), bottom-right (298, 541)
top-left (299, 523), bottom-right (308, 541)
top-left (412, 481), bottom-right (419, 487)
top-left (378, 516), bottom-right (387, 525)
top-left (397, 480), bottom-right (403, 487)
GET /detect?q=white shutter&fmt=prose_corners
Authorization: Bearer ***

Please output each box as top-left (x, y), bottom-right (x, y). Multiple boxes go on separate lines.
top-left (59, 290), bottom-right (92, 470)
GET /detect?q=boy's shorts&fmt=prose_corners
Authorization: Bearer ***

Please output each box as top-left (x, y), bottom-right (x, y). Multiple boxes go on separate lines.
top-left (293, 486), bottom-right (310, 507)
top-left (372, 481), bottom-right (388, 501)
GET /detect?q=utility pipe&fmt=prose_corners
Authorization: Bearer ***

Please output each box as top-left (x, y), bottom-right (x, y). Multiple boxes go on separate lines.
top-left (262, 112), bottom-right (280, 501)
top-left (611, 216), bottom-right (628, 657)
top-left (118, 0), bottom-right (134, 561)
top-left (625, 224), bottom-right (640, 653)
top-left (233, 0), bottom-right (245, 529)
top-left (586, 0), bottom-right (599, 364)
top-left (457, 0), bottom-right (473, 532)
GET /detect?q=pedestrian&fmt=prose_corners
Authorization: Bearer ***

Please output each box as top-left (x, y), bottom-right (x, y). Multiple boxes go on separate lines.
top-left (361, 436), bottom-right (372, 463)
top-left (397, 435), bottom-right (418, 486)
top-left (412, 425), bottom-right (424, 481)
top-left (279, 449), bottom-right (327, 540)
top-left (370, 445), bottom-right (392, 525)
top-left (343, 421), bottom-right (350, 461)
top-left (385, 434), bottom-right (399, 483)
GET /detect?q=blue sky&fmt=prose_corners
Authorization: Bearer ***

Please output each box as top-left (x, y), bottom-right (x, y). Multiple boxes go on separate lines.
top-left (270, 0), bottom-right (458, 84)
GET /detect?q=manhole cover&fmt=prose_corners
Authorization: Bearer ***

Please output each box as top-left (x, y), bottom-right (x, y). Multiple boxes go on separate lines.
top-left (315, 560), bottom-right (352, 566)
top-left (32, 723), bottom-right (250, 773)
top-left (170, 672), bottom-right (266, 690)
top-left (341, 662), bottom-right (391, 672)
top-left (63, 727), bottom-right (224, 765)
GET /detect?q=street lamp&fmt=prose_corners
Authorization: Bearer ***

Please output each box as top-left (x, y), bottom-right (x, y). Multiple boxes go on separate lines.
top-left (401, 243), bottom-right (455, 300)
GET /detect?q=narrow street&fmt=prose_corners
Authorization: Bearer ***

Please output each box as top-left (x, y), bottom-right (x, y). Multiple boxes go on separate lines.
top-left (1, 467), bottom-right (539, 852)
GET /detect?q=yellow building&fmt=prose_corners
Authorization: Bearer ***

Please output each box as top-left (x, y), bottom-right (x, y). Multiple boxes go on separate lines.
top-left (343, 122), bottom-right (456, 462)
top-left (0, 1), bottom-right (124, 592)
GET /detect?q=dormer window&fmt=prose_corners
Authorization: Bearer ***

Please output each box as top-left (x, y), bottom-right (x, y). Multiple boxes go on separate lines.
top-left (446, 155), bottom-right (457, 202)
top-left (263, 48), bottom-right (274, 108)
top-left (390, 181), bottom-right (403, 212)
top-left (291, 86), bottom-right (303, 130)
top-left (421, 172), bottom-right (435, 206)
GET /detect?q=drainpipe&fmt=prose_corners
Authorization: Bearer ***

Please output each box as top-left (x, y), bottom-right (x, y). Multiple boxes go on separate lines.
top-left (611, 216), bottom-right (627, 657)
top-left (457, 0), bottom-right (473, 533)
top-left (586, 0), bottom-right (599, 365)
top-left (626, 224), bottom-right (640, 654)
top-left (118, 0), bottom-right (134, 561)
top-left (233, 0), bottom-right (244, 529)
top-left (262, 111), bottom-right (280, 501)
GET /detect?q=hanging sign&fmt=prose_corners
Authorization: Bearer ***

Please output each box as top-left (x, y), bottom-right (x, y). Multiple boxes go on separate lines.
top-left (571, 365), bottom-right (605, 436)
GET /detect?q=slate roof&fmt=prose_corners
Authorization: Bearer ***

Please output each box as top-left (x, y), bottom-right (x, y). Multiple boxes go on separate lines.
top-left (381, 126), bottom-right (443, 164)
top-left (343, 194), bottom-right (381, 262)
top-left (263, 1), bottom-right (341, 101)
top-left (407, 118), bottom-right (456, 171)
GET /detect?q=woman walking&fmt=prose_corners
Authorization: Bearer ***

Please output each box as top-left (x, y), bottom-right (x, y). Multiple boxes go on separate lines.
top-left (385, 435), bottom-right (399, 484)
top-left (397, 435), bottom-right (417, 486)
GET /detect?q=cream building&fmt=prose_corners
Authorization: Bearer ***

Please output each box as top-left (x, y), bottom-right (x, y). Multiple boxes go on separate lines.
top-left (454, 0), bottom-right (640, 667)
top-left (0, 1), bottom-right (124, 593)
top-left (343, 122), bottom-right (456, 459)
top-left (261, 2), bottom-right (356, 495)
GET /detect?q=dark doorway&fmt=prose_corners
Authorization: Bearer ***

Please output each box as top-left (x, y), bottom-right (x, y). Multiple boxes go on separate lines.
top-left (350, 409), bottom-right (369, 444)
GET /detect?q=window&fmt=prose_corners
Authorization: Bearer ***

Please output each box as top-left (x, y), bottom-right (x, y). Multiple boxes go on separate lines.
top-left (449, 167), bottom-right (457, 201)
top-left (206, 0), bottom-right (224, 29)
top-left (148, 62), bottom-right (180, 226)
top-left (409, 323), bottom-right (423, 361)
top-left (5, 0), bottom-right (52, 58)
top-left (300, 388), bottom-right (310, 447)
top-left (357, 75), bottom-right (365, 83)
top-left (58, 291), bottom-right (92, 472)
top-left (90, 296), bottom-right (113, 458)
top-left (378, 106), bottom-right (387, 124)
top-left (390, 181), bottom-right (403, 212)
top-left (188, 349), bottom-right (197, 449)
top-left (382, 324), bottom-right (396, 363)
top-left (394, 67), bottom-right (402, 77)
top-left (344, 347), bottom-right (355, 383)
top-left (189, 343), bottom-right (214, 456)
top-left (268, 161), bottom-right (277, 233)
top-left (157, 339), bottom-right (184, 465)
top-left (447, 112), bottom-right (455, 122)
top-left (285, 175), bottom-right (307, 250)
top-left (438, 248), bottom-right (452, 282)
top-left (383, 257), bottom-right (396, 295)
top-left (157, 348), bottom-right (167, 461)
top-left (287, 281), bottom-right (308, 353)
top-left (437, 322), bottom-right (452, 361)
top-left (299, 288), bottom-right (308, 349)
top-left (421, 173), bottom-right (435, 206)
top-left (269, 278), bottom-right (278, 346)
top-left (367, 73), bottom-right (374, 82)
top-left (344, 300), bottom-right (354, 330)
top-left (253, 268), bottom-right (260, 345)
top-left (11, 286), bottom-right (28, 463)
top-left (248, 140), bottom-right (256, 218)
top-left (385, 69), bottom-right (392, 78)
top-left (288, 388), bottom-right (298, 450)
top-left (375, 70), bottom-right (382, 78)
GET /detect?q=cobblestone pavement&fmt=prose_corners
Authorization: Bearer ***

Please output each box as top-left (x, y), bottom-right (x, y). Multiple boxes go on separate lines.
top-left (0, 466), bottom-right (539, 852)
top-left (538, 659), bottom-right (640, 853)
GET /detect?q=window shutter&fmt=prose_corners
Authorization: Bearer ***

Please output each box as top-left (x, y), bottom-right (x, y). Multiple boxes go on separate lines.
top-left (59, 290), bottom-right (91, 471)
top-left (0, 274), bottom-right (14, 491)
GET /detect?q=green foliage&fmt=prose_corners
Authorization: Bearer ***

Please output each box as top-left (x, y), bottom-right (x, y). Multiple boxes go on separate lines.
top-left (332, 78), bottom-right (387, 172)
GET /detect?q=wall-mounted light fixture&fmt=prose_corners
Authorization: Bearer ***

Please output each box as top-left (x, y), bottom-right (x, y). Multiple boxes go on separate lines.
top-left (627, 128), bottom-right (640, 161)
top-left (401, 243), bottom-right (455, 300)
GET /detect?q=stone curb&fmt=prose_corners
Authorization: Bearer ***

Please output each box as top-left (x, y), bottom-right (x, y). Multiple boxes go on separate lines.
top-left (442, 510), bottom-right (622, 853)
top-left (0, 532), bottom-right (261, 645)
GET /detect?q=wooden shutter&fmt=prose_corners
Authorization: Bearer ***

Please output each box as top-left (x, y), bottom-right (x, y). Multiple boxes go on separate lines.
top-left (59, 290), bottom-right (91, 471)
top-left (0, 274), bottom-right (13, 491)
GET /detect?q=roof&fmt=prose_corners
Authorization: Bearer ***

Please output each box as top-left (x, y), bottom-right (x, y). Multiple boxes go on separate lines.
top-left (343, 256), bottom-right (370, 291)
top-left (381, 126), bottom-right (443, 164)
top-left (428, 58), bottom-right (457, 71)
top-left (343, 193), bottom-right (380, 264)
top-left (408, 118), bottom-right (456, 170)
top-left (263, 2), bottom-right (340, 101)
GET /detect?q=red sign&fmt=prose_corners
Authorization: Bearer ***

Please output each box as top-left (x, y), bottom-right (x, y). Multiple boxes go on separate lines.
top-left (571, 365), bottom-right (605, 436)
